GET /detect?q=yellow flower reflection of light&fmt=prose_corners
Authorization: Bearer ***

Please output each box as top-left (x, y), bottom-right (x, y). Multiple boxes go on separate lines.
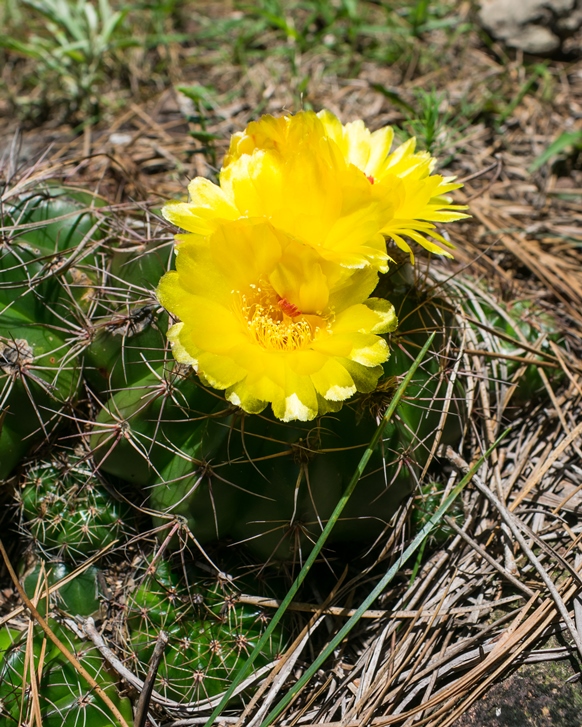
top-left (162, 112), bottom-right (394, 273)
top-left (156, 220), bottom-right (397, 422)
top-left (223, 109), bottom-right (469, 262)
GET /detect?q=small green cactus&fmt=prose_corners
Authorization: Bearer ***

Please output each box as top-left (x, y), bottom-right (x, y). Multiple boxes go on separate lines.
top-left (124, 557), bottom-right (285, 703)
top-left (19, 453), bottom-right (128, 563)
top-left (0, 620), bottom-right (133, 727)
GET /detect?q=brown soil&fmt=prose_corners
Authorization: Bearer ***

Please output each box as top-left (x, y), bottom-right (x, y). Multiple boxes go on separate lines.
top-left (453, 661), bottom-right (582, 727)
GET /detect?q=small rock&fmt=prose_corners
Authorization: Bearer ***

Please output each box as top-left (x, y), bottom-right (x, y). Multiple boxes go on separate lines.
top-left (109, 132), bottom-right (133, 146)
top-left (478, 0), bottom-right (582, 54)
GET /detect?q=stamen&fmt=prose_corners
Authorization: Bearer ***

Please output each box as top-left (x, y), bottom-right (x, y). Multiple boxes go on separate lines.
top-left (248, 304), bottom-right (312, 351)
top-left (240, 283), bottom-right (327, 352)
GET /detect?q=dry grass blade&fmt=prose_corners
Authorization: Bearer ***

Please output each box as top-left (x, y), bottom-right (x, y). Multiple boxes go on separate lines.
top-left (446, 448), bottom-right (582, 660)
top-left (0, 540), bottom-right (117, 627)
top-left (0, 541), bottom-right (131, 727)
top-left (509, 420), bottom-right (582, 511)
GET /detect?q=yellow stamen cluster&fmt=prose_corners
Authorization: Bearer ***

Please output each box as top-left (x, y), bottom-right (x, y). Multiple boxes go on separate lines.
top-left (247, 303), bottom-right (314, 352)
top-left (237, 283), bottom-right (327, 352)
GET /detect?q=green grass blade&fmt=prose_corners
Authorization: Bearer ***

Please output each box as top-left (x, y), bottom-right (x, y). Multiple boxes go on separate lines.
top-left (100, 9), bottom-right (125, 47)
top-left (259, 429), bottom-right (510, 727)
top-left (529, 130), bottom-right (582, 173)
top-left (409, 0), bottom-right (430, 35)
top-left (204, 332), bottom-right (437, 727)
top-left (0, 36), bottom-right (46, 58)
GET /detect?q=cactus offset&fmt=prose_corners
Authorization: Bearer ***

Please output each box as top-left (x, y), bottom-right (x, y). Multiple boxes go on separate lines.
top-left (0, 620), bottom-right (132, 727)
top-left (18, 452), bottom-right (129, 563)
top-left (125, 556), bottom-right (285, 703)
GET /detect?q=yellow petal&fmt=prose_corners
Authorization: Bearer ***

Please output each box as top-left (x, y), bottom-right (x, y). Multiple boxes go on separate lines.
top-left (269, 240), bottom-right (330, 314)
top-left (273, 370), bottom-right (319, 422)
top-left (333, 298), bottom-right (397, 336)
top-left (317, 110), bottom-right (395, 179)
top-left (349, 336), bottom-right (389, 367)
top-left (310, 358), bottom-right (356, 401)
top-left (327, 266), bottom-right (379, 313)
top-left (166, 322), bottom-right (198, 367)
top-left (209, 220), bottom-right (283, 291)
top-left (197, 351), bottom-right (246, 389)
top-left (333, 304), bottom-right (386, 335)
top-left (226, 384), bottom-right (267, 415)
top-left (364, 297), bottom-right (399, 334)
top-left (162, 178), bottom-right (238, 235)
top-left (341, 360), bottom-right (384, 393)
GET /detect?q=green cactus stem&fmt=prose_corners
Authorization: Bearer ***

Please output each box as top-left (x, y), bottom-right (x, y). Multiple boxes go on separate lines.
top-left (0, 619), bottom-right (133, 727)
top-left (19, 453), bottom-right (128, 563)
top-left (124, 556), bottom-right (285, 703)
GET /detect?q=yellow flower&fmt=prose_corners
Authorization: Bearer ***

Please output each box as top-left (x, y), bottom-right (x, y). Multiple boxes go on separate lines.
top-left (224, 109), bottom-right (469, 261)
top-left (156, 220), bottom-right (397, 422)
top-left (162, 112), bottom-right (394, 272)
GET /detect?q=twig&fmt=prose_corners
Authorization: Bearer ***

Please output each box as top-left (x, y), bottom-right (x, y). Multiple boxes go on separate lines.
top-left (510, 420), bottom-right (582, 511)
top-left (460, 314), bottom-right (563, 363)
top-left (82, 617), bottom-right (145, 691)
top-left (455, 348), bottom-right (560, 368)
top-left (135, 630), bottom-right (169, 727)
top-left (237, 595), bottom-right (387, 618)
top-left (169, 720), bottom-right (239, 725)
top-left (444, 517), bottom-right (535, 597)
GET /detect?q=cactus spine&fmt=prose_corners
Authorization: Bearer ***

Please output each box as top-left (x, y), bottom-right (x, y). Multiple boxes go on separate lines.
top-left (1, 185), bottom-right (564, 561)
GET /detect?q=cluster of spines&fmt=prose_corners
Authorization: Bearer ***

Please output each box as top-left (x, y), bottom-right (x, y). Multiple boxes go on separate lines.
top-left (18, 451), bottom-right (129, 563)
top-left (2, 185), bottom-right (565, 567)
top-left (123, 556), bottom-right (284, 704)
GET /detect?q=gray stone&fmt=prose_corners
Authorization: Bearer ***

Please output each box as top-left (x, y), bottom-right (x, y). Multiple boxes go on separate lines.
top-left (478, 0), bottom-right (582, 53)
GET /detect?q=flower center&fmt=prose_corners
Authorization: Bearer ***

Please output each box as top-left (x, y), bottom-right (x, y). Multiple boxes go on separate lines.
top-left (248, 301), bottom-right (313, 351)
top-left (239, 286), bottom-right (323, 351)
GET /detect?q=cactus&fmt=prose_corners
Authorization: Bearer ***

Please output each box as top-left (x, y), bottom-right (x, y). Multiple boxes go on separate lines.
top-left (0, 100), bottom-right (572, 727)
top-left (0, 150), bottom-right (571, 724)
top-left (1, 173), bottom-right (568, 568)
top-left (146, 261), bottom-right (465, 561)
top-left (124, 556), bottom-right (285, 703)
top-left (0, 186), bottom-right (103, 479)
top-left (23, 560), bottom-right (102, 616)
top-left (18, 452), bottom-right (129, 563)
top-left (0, 619), bottom-right (133, 727)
